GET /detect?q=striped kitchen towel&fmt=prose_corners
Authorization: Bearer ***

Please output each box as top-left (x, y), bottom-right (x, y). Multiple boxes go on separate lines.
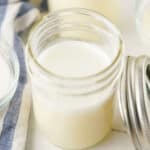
top-left (0, 0), bottom-right (48, 150)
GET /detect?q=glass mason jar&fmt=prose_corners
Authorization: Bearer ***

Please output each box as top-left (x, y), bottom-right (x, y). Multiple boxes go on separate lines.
top-left (0, 42), bottom-right (19, 110)
top-left (27, 9), bottom-right (124, 149)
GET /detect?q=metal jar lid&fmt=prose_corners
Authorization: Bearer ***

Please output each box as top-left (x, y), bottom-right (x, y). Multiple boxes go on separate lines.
top-left (118, 56), bottom-right (150, 150)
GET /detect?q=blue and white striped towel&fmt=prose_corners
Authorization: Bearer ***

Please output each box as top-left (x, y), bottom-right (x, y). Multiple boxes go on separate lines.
top-left (0, 0), bottom-right (47, 150)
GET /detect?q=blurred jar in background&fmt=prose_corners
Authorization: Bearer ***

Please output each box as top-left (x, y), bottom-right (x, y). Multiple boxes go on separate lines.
top-left (136, 0), bottom-right (150, 45)
top-left (29, 0), bottom-right (42, 7)
top-left (48, 0), bottom-right (122, 25)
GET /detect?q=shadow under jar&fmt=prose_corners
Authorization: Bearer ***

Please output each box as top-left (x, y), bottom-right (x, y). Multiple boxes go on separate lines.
top-left (27, 9), bottom-right (124, 150)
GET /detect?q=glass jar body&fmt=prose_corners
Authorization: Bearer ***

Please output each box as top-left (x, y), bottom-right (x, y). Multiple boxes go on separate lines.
top-left (31, 80), bottom-right (114, 149)
top-left (27, 9), bottom-right (124, 149)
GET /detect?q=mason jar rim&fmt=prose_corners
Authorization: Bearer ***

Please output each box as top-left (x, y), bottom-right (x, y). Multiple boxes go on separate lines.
top-left (28, 8), bottom-right (123, 81)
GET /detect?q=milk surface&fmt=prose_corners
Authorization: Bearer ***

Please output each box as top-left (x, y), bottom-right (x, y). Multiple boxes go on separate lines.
top-left (0, 54), bottom-right (10, 99)
top-left (32, 40), bottom-right (114, 149)
top-left (39, 40), bottom-right (111, 77)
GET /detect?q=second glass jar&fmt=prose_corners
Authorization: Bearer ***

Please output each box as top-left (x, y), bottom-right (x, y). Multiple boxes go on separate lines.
top-left (27, 9), bottom-right (124, 149)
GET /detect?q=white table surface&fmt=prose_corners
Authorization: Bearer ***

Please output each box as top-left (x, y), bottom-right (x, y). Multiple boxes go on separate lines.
top-left (25, 0), bottom-right (150, 149)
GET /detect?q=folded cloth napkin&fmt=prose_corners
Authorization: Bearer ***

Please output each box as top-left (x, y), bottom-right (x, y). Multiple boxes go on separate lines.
top-left (0, 0), bottom-right (47, 150)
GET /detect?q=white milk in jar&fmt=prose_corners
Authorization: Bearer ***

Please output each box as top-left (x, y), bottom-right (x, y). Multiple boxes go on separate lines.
top-left (38, 41), bottom-right (110, 77)
top-left (32, 40), bottom-right (113, 149)
top-left (28, 9), bottom-right (124, 149)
